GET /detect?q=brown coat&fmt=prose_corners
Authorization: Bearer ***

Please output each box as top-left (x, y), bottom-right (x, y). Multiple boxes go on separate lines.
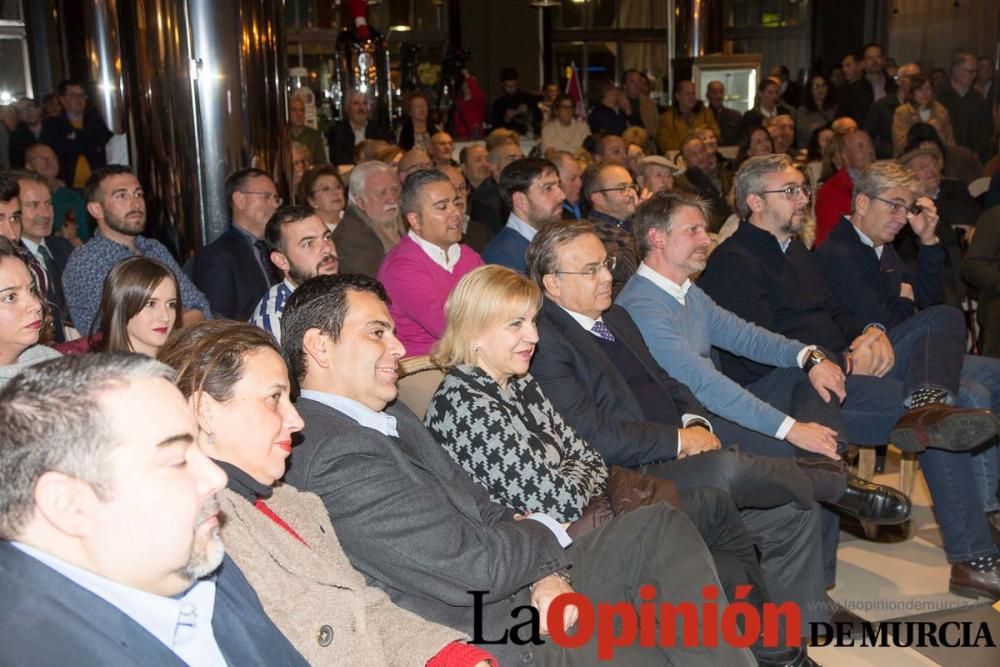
top-left (219, 484), bottom-right (463, 666)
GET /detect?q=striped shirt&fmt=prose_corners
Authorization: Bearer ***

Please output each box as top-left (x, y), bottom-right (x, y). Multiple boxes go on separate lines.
top-left (249, 279), bottom-right (295, 343)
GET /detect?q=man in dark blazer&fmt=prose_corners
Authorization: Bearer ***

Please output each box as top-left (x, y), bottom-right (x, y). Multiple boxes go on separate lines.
top-left (706, 81), bottom-right (743, 147)
top-left (39, 80), bottom-right (112, 189)
top-left (326, 90), bottom-right (392, 166)
top-left (0, 354), bottom-right (307, 666)
top-left (526, 220), bottom-right (909, 631)
top-left (280, 273), bottom-right (756, 667)
top-left (193, 167), bottom-right (279, 320)
top-left (482, 157), bottom-right (564, 274)
top-left (336, 160), bottom-right (402, 277)
top-left (469, 138), bottom-right (523, 235)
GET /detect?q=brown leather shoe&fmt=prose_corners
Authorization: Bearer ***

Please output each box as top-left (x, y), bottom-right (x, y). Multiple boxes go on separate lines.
top-left (949, 562), bottom-right (1000, 599)
top-left (889, 404), bottom-right (997, 453)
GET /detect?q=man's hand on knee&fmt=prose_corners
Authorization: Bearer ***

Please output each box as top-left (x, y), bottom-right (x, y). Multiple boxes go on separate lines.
top-left (786, 421), bottom-right (841, 460)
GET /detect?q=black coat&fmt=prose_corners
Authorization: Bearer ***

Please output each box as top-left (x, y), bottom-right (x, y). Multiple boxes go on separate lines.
top-left (40, 110), bottom-right (113, 185)
top-left (468, 177), bottom-right (508, 235)
top-left (326, 120), bottom-right (392, 166)
top-left (192, 225), bottom-right (272, 320)
top-left (0, 544), bottom-right (307, 666)
top-left (699, 220), bottom-right (864, 385)
top-left (816, 217), bottom-right (945, 329)
top-left (531, 299), bottom-right (709, 467)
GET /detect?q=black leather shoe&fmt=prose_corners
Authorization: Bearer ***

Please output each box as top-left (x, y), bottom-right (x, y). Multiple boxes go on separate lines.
top-left (829, 476), bottom-right (911, 525)
top-left (949, 562), bottom-right (1000, 599)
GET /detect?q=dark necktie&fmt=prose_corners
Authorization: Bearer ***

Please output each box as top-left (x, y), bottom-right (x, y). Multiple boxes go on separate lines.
top-left (253, 239), bottom-right (274, 284)
top-left (591, 320), bottom-right (616, 342)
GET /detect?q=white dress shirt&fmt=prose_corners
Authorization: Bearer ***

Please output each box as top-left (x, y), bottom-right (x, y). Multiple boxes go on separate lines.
top-left (408, 230), bottom-right (461, 272)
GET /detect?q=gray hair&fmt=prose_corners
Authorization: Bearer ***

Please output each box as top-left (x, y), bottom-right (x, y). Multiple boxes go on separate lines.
top-left (632, 191), bottom-right (712, 258)
top-left (855, 160), bottom-right (921, 200)
top-left (526, 220), bottom-right (599, 290)
top-left (732, 153), bottom-right (795, 219)
top-left (348, 160), bottom-right (396, 206)
top-left (0, 353), bottom-right (175, 539)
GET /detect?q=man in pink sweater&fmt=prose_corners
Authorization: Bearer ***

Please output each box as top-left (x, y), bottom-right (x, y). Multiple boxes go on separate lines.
top-left (377, 169), bottom-right (484, 356)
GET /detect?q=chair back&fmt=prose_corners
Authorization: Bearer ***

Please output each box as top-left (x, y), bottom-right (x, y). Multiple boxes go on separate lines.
top-left (395, 355), bottom-right (447, 419)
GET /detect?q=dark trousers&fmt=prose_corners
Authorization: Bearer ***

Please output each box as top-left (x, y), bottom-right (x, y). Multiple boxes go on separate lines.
top-left (707, 366), bottom-right (846, 588)
top-left (536, 504), bottom-right (756, 666)
top-left (641, 455), bottom-right (829, 626)
top-left (840, 305), bottom-right (998, 563)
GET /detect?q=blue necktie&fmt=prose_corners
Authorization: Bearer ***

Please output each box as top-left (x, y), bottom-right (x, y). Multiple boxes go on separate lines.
top-left (591, 320), bottom-right (616, 342)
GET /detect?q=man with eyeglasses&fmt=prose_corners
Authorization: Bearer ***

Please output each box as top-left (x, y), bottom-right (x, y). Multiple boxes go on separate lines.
top-left (482, 157), bottom-right (564, 274)
top-left (937, 52), bottom-right (994, 161)
top-left (193, 167), bottom-right (280, 320)
top-left (62, 165), bottom-right (210, 335)
top-left (40, 80), bottom-right (112, 190)
top-left (581, 161), bottom-right (642, 295)
top-left (698, 155), bottom-right (1000, 597)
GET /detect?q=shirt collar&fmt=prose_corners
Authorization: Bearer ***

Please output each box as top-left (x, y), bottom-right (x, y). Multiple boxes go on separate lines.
top-left (20, 237), bottom-right (44, 255)
top-left (299, 389), bottom-right (399, 437)
top-left (407, 230), bottom-right (461, 272)
top-left (11, 541), bottom-right (218, 654)
top-left (230, 223), bottom-right (261, 244)
top-left (555, 304), bottom-right (603, 333)
top-left (635, 262), bottom-right (692, 304)
top-left (851, 222), bottom-right (883, 259)
top-left (505, 212), bottom-right (537, 241)
top-left (214, 458), bottom-right (272, 503)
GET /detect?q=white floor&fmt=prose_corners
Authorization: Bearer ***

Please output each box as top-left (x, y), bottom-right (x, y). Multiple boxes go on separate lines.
top-left (812, 451), bottom-right (1000, 666)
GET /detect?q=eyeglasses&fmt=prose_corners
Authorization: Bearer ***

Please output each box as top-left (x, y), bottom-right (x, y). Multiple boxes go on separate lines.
top-left (760, 184), bottom-right (812, 200)
top-left (871, 195), bottom-right (923, 216)
top-left (593, 183), bottom-right (640, 196)
top-left (553, 255), bottom-right (617, 278)
top-left (311, 185), bottom-right (343, 196)
top-left (240, 190), bottom-right (283, 206)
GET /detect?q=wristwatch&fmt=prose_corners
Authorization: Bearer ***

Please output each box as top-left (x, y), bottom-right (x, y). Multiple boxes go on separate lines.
top-left (803, 348), bottom-right (829, 373)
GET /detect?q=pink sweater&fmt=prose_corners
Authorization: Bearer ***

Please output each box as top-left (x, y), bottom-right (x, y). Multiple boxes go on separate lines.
top-left (377, 235), bottom-right (484, 356)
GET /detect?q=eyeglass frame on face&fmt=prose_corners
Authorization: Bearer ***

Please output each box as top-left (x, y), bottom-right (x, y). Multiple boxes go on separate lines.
top-left (311, 184), bottom-right (343, 197)
top-left (870, 194), bottom-right (923, 216)
top-left (593, 183), bottom-right (640, 196)
top-left (552, 255), bottom-right (617, 278)
top-left (759, 184), bottom-right (813, 200)
top-left (239, 190), bottom-right (283, 206)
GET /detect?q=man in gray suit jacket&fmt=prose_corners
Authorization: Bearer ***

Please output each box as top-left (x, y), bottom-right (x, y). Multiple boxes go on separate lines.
top-left (0, 354), bottom-right (306, 666)
top-left (280, 273), bottom-right (756, 666)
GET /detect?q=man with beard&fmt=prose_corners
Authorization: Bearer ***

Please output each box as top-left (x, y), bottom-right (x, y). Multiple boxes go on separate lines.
top-left (482, 157), bottom-right (564, 275)
top-left (0, 354), bottom-right (307, 666)
top-left (377, 169), bottom-right (483, 356)
top-left (336, 161), bottom-right (402, 277)
top-left (700, 154), bottom-right (1000, 597)
top-left (64, 165), bottom-right (211, 334)
top-left (250, 206), bottom-right (339, 343)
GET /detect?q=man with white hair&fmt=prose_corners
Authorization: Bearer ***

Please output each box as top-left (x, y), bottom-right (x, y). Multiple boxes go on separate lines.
top-left (326, 90), bottom-right (391, 166)
top-left (336, 160), bottom-right (401, 277)
top-left (0, 354), bottom-right (307, 665)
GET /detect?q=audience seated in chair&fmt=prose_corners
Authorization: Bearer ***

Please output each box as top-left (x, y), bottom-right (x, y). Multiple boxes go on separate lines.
top-left (0, 236), bottom-right (60, 388)
top-left (337, 161), bottom-right (403, 277)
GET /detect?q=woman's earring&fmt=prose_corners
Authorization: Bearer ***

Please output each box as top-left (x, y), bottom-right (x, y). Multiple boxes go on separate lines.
top-left (206, 432), bottom-right (215, 446)
top-left (473, 343), bottom-right (480, 352)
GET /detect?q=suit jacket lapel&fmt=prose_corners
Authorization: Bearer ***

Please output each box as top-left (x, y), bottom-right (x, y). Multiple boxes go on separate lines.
top-left (540, 300), bottom-right (646, 421)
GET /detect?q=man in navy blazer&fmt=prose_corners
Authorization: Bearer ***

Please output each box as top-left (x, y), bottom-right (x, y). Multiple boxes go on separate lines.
top-left (0, 354), bottom-right (306, 666)
top-left (326, 90), bottom-right (392, 166)
top-left (194, 168), bottom-right (280, 320)
top-left (482, 157), bottom-right (564, 274)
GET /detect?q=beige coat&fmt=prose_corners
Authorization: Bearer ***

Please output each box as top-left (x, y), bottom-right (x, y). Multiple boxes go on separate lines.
top-left (892, 100), bottom-right (955, 157)
top-left (220, 484), bottom-right (463, 666)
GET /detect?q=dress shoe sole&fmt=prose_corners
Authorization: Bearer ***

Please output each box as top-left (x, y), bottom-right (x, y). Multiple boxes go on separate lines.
top-left (890, 412), bottom-right (998, 453)
top-left (949, 581), bottom-right (1000, 600)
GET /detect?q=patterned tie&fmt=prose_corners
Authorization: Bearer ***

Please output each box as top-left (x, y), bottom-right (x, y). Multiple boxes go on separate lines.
top-left (591, 320), bottom-right (616, 342)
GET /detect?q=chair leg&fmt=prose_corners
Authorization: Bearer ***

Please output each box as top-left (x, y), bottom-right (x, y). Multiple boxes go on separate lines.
top-left (898, 451), bottom-right (918, 499)
top-left (854, 447), bottom-right (879, 539)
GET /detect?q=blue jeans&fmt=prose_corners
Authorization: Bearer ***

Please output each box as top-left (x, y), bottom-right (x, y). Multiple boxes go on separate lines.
top-left (840, 305), bottom-right (998, 562)
top-left (959, 354), bottom-right (1000, 513)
